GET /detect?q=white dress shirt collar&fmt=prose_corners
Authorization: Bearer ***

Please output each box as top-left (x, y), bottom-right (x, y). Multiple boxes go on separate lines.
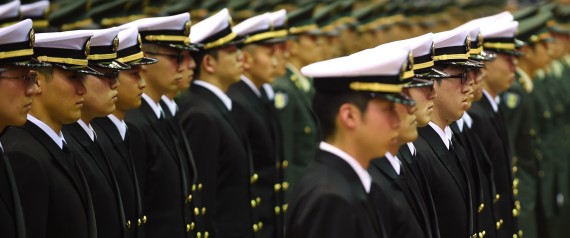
top-left (463, 112), bottom-right (473, 129)
top-left (240, 75), bottom-right (261, 98)
top-left (27, 114), bottom-right (66, 149)
top-left (428, 121), bottom-right (452, 150)
top-left (407, 142), bottom-right (416, 156)
top-left (142, 93), bottom-right (164, 119)
top-left (194, 80), bottom-right (232, 111)
top-left (385, 152), bottom-right (401, 175)
top-left (482, 89), bottom-right (499, 113)
top-left (77, 120), bottom-right (96, 142)
top-left (456, 118), bottom-right (465, 132)
top-left (319, 142), bottom-right (372, 193)
top-left (108, 114), bottom-right (127, 140)
top-left (262, 83), bottom-right (275, 100)
top-left (161, 95), bottom-right (178, 117)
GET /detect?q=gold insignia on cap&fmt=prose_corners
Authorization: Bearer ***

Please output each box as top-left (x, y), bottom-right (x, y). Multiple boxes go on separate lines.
top-left (477, 32), bottom-right (483, 48)
top-left (407, 50), bottom-right (414, 71)
top-left (431, 42), bottom-right (435, 60)
top-left (29, 29), bottom-right (35, 48)
top-left (228, 15), bottom-right (235, 27)
top-left (112, 36), bottom-right (119, 52)
top-left (465, 36), bottom-right (471, 52)
top-left (85, 40), bottom-right (91, 57)
top-left (138, 34), bottom-right (143, 49)
top-left (184, 20), bottom-right (191, 36)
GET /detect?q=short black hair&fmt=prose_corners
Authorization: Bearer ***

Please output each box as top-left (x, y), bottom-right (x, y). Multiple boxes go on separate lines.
top-left (313, 91), bottom-right (371, 140)
top-left (193, 48), bottom-right (221, 76)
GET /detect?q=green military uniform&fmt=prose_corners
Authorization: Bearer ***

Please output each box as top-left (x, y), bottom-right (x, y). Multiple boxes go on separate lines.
top-left (273, 64), bottom-right (319, 201)
top-left (272, 5), bottom-right (321, 201)
top-left (502, 68), bottom-right (539, 238)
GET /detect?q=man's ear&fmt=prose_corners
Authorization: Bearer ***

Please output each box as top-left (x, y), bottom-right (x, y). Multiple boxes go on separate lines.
top-left (337, 103), bottom-right (361, 131)
top-left (202, 54), bottom-right (217, 74)
top-left (241, 49), bottom-right (253, 71)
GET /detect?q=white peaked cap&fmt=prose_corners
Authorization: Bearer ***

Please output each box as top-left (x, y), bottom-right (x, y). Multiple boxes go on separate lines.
top-left (303, 48), bottom-right (410, 77)
top-left (121, 13), bottom-right (190, 32)
top-left (481, 21), bottom-right (519, 39)
top-left (434, 28), bottom-right (470, 49)
top-left (35, 31), bottom-right (93, 50)
top-left (0, 19), bottom-right (32, 45)
top-left (0, 0), bottom-right (20, 20)
top-left (190, 8), bottom-right (232, 44)
top-left (377, 33), bottom-right (434, 57)
top-left (21, 0), bottom-right (49, 17)
top-left (74, 27), bottom-right (120, 47)
top-left (234, 13), bottom-right (271, 37)
top-left (270, 9), bottom-right (287, 28)
top-left (117, 26), bottom-right (138, 51)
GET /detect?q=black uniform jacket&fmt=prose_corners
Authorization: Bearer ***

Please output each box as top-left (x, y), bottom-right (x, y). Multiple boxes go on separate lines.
top-left (450, 121), bottom-right (498, 238)
top-left (92, 116), bottom-right (146, 238)
top-left (469, 96), bottom-right (516, 236)
top-left (1, 121), bottom-right (96, 238)
top-left (414, 125), bottom-right (474, 238)
top-left (178, 83), bottom-right (256, 238)
top-left (285, 149), bottom-right (385, 238)
top-left (228, 80), bottom-right (285, 238)
top-left (368, 156), bottom-right (430, 238)
top-left (125, 99), bottom-right (195, 238)
top-left (63, 122), bottom-right (126, 238)
top-left (0, 144), bottom-right (26, 238)
top-left (397, 144), bottom-right (441, 238)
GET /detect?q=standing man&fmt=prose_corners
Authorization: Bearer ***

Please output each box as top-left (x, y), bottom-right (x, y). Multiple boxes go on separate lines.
top-left (285, 48), bottom-right (415, 238)
top-left (229, 12), bottom-right (286, 238)
top-left (2, 30), bottom-right (101, 238)
top-left (0, 19), bottom-right (43, 238)
top-left (62, 27), bottom-right (131, 238)
top-left (413, 28), bottom-right (482, 238)
top-left (122, 13), bottom-right (199, 238)
top-left (367, 34), bottom-right (441, 238)
top-left (272, 5), bottom-right (322, 199)
top-left (91, 26), bottom-right (158, 238)
top-left (180, 8), bottom-right (260, 238)
top-left (469, 20), bottom-right (523, 238)
top-left (503, 11), bottom-right (555, 238)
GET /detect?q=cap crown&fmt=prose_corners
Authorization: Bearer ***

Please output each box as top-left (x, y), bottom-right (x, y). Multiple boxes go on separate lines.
top-left (122, 13), bottom-right (191, 45)
top-left (0, 19), bottom-right (35, 64)
top-left (190, 8), bottom-right (237, 49)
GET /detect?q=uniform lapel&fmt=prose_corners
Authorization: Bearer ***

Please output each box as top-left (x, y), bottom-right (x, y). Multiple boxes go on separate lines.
top-left (419, 126), bottom-right (468, 204)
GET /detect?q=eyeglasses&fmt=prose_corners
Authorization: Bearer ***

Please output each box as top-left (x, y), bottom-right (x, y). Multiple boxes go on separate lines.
top-left (0, 71), bottom-right (38, 87)
top-left (440, 72), bottom-right (469, 85)
top-left (146, 52), bottom-right (185, 66)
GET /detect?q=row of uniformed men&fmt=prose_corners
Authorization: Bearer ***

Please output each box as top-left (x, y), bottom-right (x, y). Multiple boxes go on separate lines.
top-left (0, 2), bottom-right (567, 238)
top-left (285, 3), bottom-right (570, 238)
top-left (501, 3), bottom-right (570, 238)
top-left (0, 5), bottom-right (303, 238)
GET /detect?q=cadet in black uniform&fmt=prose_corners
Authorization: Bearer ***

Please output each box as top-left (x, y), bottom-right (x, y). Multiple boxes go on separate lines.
top-left (62, 28), bottom-right (132, 238)
top-left (122, 13), bottom-right (199, 238)
top-left (368, 33), bottom-right (440, 238)
top-left (469, 19), bottom-right (523, 238)
top-left (286, 46), bottom-right (417, 238)
top-left (91, 26), bottom-right (158, 238)
top-left (229, 12), bottom-right (288, 238)
top-left (2, 30), bottom-right (100, 238)
top-left (0, 19), bottom-right (44, 238)
top-left (413, 29), bottom-right (482, 238)
top-left (179, 8), bottom-right (260, 238)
